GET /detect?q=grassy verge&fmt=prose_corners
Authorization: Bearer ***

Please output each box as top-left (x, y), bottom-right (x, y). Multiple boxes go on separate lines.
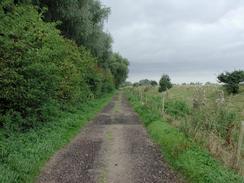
top-left (126, 90), bottom-right (244, 183)
top-left (0, 93), bottom-right (114, 183)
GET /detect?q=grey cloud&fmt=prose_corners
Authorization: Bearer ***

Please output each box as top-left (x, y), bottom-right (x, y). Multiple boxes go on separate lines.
top-left (102, 0), bottom-right (244, 83)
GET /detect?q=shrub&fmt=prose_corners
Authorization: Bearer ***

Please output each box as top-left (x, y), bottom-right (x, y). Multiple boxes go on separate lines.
top-left (217, 70), bottom-right (244, 94)
top-left (101, 70), bottom-right (115, 93)
top-left (159, 74), bottom-right (173, 92)
top-left (0, 4), bottom-right (65, 129)
top-left (0, 2), bottom-right (110, 130)
top-left (165, 100), bottom-right (190, 118)
top-left (150, 80), bottom-right (158, 86)
top-left (188, 103), bottom-right (239, 145)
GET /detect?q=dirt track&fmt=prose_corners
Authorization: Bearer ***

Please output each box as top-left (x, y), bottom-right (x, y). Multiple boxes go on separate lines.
top-left (37, 93), bottom-right (183, 183)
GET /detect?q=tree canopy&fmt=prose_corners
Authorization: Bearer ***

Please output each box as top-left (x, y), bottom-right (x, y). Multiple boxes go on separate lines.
top-left (158, 74), bottom-right (173, 92)
top-left (0, 0), bottom-right (129, 131)
top-left (109, 53), bottom-right (129, 88)
top-left (217, 70), bottom-right (244, 94)
top-left (31, 0), bottom-right (113, 68)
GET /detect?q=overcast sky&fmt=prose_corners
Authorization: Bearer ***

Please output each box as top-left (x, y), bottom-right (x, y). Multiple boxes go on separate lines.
top-left (102, 0), bottom-right (244, 83)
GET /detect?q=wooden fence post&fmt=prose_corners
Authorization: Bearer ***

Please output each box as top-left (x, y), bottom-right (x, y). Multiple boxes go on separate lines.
top-left (165, 87), bottom-right (169, 99)
top-left (236, 121), bottom-right (244, 168)
top-left (140, 89), bottom-right (143, 102)
top-left (162, 92), bottom-right (165, 113)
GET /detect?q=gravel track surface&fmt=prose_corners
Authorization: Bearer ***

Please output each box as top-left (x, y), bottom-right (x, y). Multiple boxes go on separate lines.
top-left (37, 93), bottom-right (184, 183)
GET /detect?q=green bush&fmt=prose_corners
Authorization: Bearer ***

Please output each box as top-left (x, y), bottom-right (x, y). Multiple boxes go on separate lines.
top-left (101, 70), bottom-right (115, 93)
top-left (165, 100), bottom-right (190, 118)
top-left (159, 74), bottom-right (173, 92)
top-left (0, 4), bottom-right (64, 129)
top-left (215, 109), bottom-right (238, 139)
top-left (188, 105), bottom-right (239, 144)
top-left (0, 93), bottom-right (113, 183)
top-left (217, 70), bottom-right (244, 94)
top-left (0, 2), bottom-right (114, 131)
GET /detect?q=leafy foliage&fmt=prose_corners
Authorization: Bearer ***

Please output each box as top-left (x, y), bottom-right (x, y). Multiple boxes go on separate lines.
top-left (0, 93), bottom-right (113, 183)
top-left (31, 0), bottom-right (113, 68)
top-left (0, 1), bottom-right (123, 131)
top-left (150, 80), bottom-right (158, 86)
top-left (165, 100), bottom-right (190, 118)
top-left (32, 0), bottom-right (128, 86)
top-left (217, 70), bottom-right (244, 94)
top-left (159, 74), bottom-right (173, 92)
top-left (136, 79), bottom-right (157, 86)
top-left (109, 53), bottom-right (129, 88)
top-left (0, 0), bottom-right (127, 182)
top-left (138, 79), bottom-right (151, 86)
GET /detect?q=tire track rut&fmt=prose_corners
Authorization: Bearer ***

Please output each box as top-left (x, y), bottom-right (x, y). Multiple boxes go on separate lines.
top-left (37, 93), bottom-right (183, 183)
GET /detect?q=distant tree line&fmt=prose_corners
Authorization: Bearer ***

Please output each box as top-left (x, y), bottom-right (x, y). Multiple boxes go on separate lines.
top-left (133, 79), bottom-right (158, 87)
top-left (132, 75), bottom-right (173, 93)
top-left (0, 0), bottom-right (129, 131)
top-left (131, 70), bottom-right (244, 95)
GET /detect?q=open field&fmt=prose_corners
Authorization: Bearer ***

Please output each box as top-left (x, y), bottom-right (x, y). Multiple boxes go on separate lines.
top-left (142, 85), bottom-right (244, 118)
top-left (168, 85), bottom-right (244, 118)
top-left (125, 87), bottom-right (244, 183)
top-left (125, 85), bottom-right (244, 177)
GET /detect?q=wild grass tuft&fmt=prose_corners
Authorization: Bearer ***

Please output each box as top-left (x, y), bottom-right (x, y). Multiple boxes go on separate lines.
top-left (0, 94), bottom-right (113, 183)
top-left (126, 89), bottom-right (244, 182)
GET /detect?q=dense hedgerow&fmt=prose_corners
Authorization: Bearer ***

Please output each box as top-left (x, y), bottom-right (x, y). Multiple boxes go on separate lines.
top-left (0, 2), bottom-right (114, 131)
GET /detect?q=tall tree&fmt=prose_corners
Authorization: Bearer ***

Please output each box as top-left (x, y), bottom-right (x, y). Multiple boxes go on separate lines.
top-left (109, 53), bottom-right (129, 88)
top-left (34, 0), bottom-right (112, 67)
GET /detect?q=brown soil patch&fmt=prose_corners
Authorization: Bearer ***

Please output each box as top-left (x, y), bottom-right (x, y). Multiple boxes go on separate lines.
top-left (36, 93), bottom-right (184, 183)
